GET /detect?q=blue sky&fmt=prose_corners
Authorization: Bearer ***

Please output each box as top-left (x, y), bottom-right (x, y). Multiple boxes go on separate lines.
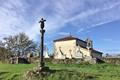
top-left (0, 0), bottom-right (120, 55)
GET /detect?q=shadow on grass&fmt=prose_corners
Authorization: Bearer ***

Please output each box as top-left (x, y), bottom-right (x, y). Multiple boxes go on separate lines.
top-left (0, 72), bottom-right (9, 75)
top-left (0, 72), bottom-right (9, 80)
top-left (25, 69), bottom-right (97, 80)
top-left (10, 73), bottom-right (20, 80)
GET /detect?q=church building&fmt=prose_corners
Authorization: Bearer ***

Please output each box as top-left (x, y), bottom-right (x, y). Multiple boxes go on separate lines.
top-left (53, 36), bottom-right (103, 59)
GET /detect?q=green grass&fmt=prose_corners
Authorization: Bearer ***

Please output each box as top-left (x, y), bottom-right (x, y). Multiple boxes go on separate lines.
top-left (0, 62), bottom-right (120, 80)
top-left (0, 63), bottom-right (37, 80)
top-left (46, 63), bottom-right (120, 80)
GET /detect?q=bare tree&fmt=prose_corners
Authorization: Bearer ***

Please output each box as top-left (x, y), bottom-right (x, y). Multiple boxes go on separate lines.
top-left (3, 33), bottom-right (37, 56)
top-left (0, 40), bottom-right (5, 47)
top-left (0, 46), bottom-right (12, 62)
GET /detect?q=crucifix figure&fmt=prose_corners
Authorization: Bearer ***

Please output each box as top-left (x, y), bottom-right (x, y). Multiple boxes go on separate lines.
top-left (39, 18), bottom-right (46, 29)
top-left (39, 18), bottom-right (46, 68)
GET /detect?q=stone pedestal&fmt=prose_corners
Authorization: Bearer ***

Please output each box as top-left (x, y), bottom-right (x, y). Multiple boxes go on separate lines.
top-left (37, 66), bottom-right (50, 72)
top-left (25, 66), bottom-right (50, 80)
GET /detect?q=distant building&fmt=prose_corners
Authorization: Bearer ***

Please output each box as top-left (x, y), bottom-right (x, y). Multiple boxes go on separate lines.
top-left (53, 36), bottom-right (103, 59)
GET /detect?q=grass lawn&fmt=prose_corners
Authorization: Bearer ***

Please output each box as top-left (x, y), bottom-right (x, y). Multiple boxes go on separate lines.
top-left (0, 63), bottom-right (37, 80)
top-left (0, 62), bottom-right (120, 80)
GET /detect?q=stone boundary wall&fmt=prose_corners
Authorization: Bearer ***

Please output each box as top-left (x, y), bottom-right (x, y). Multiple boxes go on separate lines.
top-left (45, 58), bottom-right (83, 64)
top-left (29, 57), bottom-right (84, 64)
top-left (30, 57), bottom-right (99, 64)
top-left (7, 57), bottom-right (120, 64)
top-left (102, 58), bottom-right (120, 64)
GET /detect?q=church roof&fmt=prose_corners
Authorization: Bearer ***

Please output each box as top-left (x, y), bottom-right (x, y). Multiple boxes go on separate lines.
top-left (91, 49), bottom-right (103, 54)
top-left (53, 36), bottom-right (86, 43)
top-left (79, 46), bottom-right (103, 54)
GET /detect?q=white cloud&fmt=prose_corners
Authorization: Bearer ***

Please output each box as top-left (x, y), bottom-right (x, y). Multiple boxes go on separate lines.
top-left (69, 1), bottom-right (120, 31)
top-left (0, 0), bottom-right (30, 39)
top-left (0, 0), bottom-right (120, 41)
top-left (57, 32), bottom-right (70, 36)
top-left (103, 38), bottom-right (120, 44)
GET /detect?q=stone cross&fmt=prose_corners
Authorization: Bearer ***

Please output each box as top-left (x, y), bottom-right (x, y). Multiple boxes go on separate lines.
top-left (39, 18), bottom-right (46, 68)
